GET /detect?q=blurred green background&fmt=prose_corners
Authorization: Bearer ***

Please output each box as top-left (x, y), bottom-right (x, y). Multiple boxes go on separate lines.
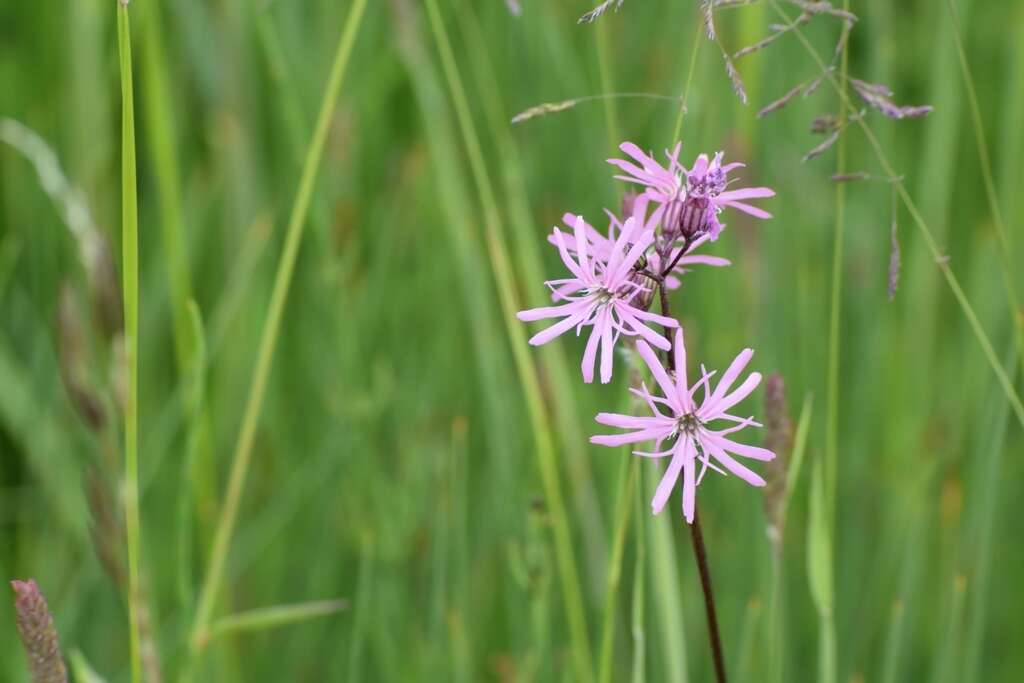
top-left (1, 0), bottom-right (1023, 680)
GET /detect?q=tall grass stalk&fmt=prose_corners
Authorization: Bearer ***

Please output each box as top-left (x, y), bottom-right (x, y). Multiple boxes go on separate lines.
top-left (597, 456), bottom-right (637, 683)
top-left (117, 2), bottom-right (143, 681)
top-left (423, 1), bottom-right (595, 677)
top-left (454, 0), bottom-right (610, 591)
top-left (944, 0), bottom-right (1024, 370)
top-left (190, 0), bottom-right (368, 653)
top-left (767, 0), bottom-right (1024, 430)
top-left (819, 0), bottom-right (852, 679)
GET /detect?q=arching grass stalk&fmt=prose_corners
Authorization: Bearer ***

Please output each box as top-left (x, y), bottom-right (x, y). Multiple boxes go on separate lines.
top-left (189, 0), bottom-right (368, 655)
top-left (422, 1), bottom-right (595, 680)
top-left (766, 0), bottom-right (1024, 430)
top-left (943, 0), bottom-right (1024, 369)
top-left (116, 2), bottom-right (143, 681)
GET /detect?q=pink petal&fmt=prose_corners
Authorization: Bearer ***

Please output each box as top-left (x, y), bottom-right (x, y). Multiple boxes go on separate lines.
top-left (703, 432), bottom-right (775, 461)
top-left (517, 300), bottom-right (585, 322)
top-left (673, 328), bottom-right (689, 400)
top-left (717, 187), bottom-right (775, 202)
top-left (626, 319), bottom-right (673, 351)
top-left (581, 321), bottom-right (602, 383)
top-left (573, 215), bottom-right (591, 276)
top-left (706, 348), bottom-right (754, 406)
top-left (551, 228), bottom-right (585, 280)
top-left (677, 255), bottom-right (731, 268)
top-left (618, 141), bottom-right (661, 172)
top-left (681, 438), bottom-right (696, 523)
top-left (595, 413), bottom-right (672, 429)
top-left (591, 426), bottom-right (672, 447)
top-left (636, 341), bottom-right (682, 413)
top-left (722, 200), bottom-right (772, 220)
top-left (526, 305), bottom-right (592, 346)
top-left (652, 438), bottom-right (687, 514)
top-left (599, 309), bottom-right (615, 383)
top-left (702, 438), bottom-right (767, 486)
top-left (705, 372), bottom-right (762, 417)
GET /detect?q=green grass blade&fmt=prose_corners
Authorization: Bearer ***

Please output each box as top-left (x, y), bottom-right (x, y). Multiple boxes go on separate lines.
top-left (200, 599), bottom-right (348, 646)
top-left (807, 458), bottom-right (835, 683)
top-left (117, 3), bottom-right (143, 680)
top-left (138, 0), bottom-right (195, 375)
top-left (422, 1), bottom-right (595, 678)
top-left (190, 0), bottom-right (368, 653)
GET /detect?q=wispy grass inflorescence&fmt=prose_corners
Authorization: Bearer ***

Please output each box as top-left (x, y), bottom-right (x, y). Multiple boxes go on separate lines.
top-left (578, 0), bottom-right (625, 24)
top-left (511, 93), bottom-right (685, 125)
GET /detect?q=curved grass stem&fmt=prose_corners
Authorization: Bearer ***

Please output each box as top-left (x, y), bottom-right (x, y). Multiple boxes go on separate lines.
top-left (422, 1), bottom-right (595, 679)
top-left (766, 0), bottom-right (1024, 432)
top-left (188, 0), bottom-right (368, 659)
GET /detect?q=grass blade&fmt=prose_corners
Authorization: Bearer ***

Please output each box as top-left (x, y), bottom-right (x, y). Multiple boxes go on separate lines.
top-left (199, 599), bottom-right (348, 647)
top-left (117, 3), bottom-right (143, 680)
top-left (190, 0), bottom-right (368, 655)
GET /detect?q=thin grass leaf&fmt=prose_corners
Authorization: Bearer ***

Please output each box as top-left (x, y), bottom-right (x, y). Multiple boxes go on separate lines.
top-left (198, 599), bottom-right (348, 647)
top-left (189, 0), bottom-right (368, 659)
top-left (422, 1), bottom-right (596, 678)
top-left (807, 459), bottom-right (836, 683)
top-left (68, 651), bottom-right (107, 683)
top-left (116, 4), bottom-right (143, 681)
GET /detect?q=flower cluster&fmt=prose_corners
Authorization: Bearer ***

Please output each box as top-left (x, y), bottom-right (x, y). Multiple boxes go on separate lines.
top-left (518, 141), bottom-right (777, 522)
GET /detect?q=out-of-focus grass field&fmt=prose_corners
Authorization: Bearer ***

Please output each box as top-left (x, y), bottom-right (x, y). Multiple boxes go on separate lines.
top-left (2, 0), bottom-right (1023, 680)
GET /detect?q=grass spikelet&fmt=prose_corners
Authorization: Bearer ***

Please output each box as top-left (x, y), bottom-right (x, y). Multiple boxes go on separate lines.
top-left (579, 0), bottom-right (625, 24)
top-left (802, 130), bottom-right (840, 162)
top-left (510, 93), bottom-right (684, 125)
top-left (758, 83), bottom-right (805, 117)
top-left (830, 171), bottom-right (871, 182)
top-left (735, 12), bottom-right (809, 59)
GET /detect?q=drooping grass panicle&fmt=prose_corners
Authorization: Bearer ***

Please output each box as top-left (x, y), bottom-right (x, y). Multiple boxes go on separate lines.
top-left (849, 77), bottom-right (933, 119)
top-left (578, 0), bottom-right (625, 24)
top-left (510, 93), bottom-right (684, 125)
top-left (11, 580), bottom-right (69, 683)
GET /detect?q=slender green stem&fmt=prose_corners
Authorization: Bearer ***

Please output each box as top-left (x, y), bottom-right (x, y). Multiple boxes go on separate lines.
top-left (423, 1), bottom-right (595, 679)
top-left (595, 19), bottom-right (621, 151)
top-left (189, 0), bottom-right (367, 654)
top-left (597, 457), bottom-right (637, 683)
top-left (767, 0), bottom-right (1024, 431)
top-left (117, 3), bottom-right (142, 681)
top-left (944, 0), bottom-right (1024, 370)
top-left (819, 2), bottom-right (850, 680)
top-left (672, 24), bottom-right (704, 143)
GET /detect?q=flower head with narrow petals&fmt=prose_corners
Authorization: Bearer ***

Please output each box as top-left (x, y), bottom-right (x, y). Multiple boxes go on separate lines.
top-left (546, 194), bottom-right (731, 296)
top-left (590, 329), bottom-right (775, 522)
top-left (517, 215), bottom-right (677, 384)
top-left (608, 142), bottom-right (775, 242)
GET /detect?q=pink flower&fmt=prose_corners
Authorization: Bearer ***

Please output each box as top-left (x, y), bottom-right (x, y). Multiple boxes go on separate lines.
top-left (590, 329), bottom-right (774, 522)
top-left (608, 142), bottom-right (775, 242)
top-left (518, 215), bottom-right (678, 384)
top-left (546, 194), bottom-right (730, 296)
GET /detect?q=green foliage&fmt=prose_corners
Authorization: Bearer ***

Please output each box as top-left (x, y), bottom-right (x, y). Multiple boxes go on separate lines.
top-left (0, 0), bottom-right (1021, 681)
